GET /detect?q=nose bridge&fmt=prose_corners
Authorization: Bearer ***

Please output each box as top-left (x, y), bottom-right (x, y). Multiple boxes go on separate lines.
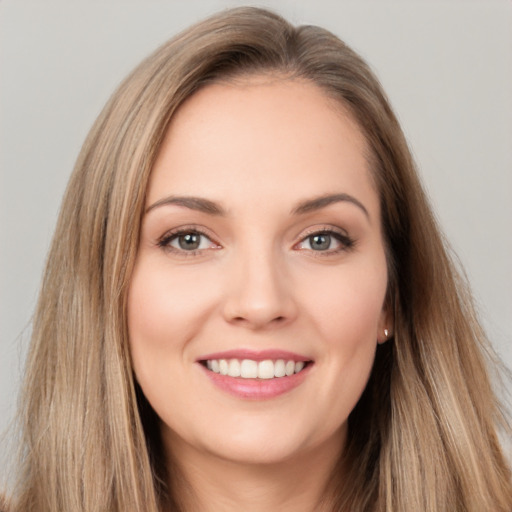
top-left (222, 238), bottom-right (295, 328)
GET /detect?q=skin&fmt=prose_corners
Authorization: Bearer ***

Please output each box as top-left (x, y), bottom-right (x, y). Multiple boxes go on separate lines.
top-left (128, 76), bottom-right (391, 511)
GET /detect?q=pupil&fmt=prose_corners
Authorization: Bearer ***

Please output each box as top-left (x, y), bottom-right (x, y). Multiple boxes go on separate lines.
top-left (179, 233), bottom-right (200, 250)
top-left (311, 234), bottom-right (330, 250)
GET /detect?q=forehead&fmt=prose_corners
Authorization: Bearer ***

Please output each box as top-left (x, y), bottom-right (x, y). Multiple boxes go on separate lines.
top-left (147, 77), bottom-right (376, 215)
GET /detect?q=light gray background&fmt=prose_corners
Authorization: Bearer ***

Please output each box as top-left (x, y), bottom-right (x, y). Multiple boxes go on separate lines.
top-left (1, 0), bottom-right (511, 462)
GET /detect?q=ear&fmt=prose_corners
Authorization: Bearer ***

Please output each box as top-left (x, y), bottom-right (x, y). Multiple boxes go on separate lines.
top-left (377, 303), bottom-right (393, 344)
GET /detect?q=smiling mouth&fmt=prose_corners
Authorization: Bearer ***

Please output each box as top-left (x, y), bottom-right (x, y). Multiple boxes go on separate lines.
top-left (200, 358), bottom-right (312, 379)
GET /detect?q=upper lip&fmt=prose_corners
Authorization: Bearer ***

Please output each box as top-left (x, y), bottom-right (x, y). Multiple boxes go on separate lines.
top-left (197, 349), bottom-right (312, 363)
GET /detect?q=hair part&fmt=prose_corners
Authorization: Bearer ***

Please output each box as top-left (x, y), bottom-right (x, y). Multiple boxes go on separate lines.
top-left (9, 7), bottom-right (511, 512)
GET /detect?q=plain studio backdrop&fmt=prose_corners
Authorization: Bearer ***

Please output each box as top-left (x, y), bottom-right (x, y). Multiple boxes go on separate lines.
top-left (0, 0), bottom-right (511, 468)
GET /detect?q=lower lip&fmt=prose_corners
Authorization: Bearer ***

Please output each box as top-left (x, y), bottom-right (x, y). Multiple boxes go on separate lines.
top-left (199, 363), bottom-right (312, 400)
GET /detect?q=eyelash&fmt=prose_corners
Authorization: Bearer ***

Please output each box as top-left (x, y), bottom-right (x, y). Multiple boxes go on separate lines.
top-left (157, 226), bottom-right (218, 257)
top-left (157, 226), bottom-right (356, 256)
top-left (295, 227), bottom-right (355, 255)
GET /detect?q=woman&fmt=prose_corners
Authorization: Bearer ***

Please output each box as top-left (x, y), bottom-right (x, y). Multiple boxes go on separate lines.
top-left (5, 6), bottom-right (511, 512)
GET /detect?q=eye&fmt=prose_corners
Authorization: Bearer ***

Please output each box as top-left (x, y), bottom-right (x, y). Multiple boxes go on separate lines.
top-left (158, 229), bottom-right (219, 254)
top-left (295, 229), bottom-right (354, 253)
top-left (306, 233), bottom-right (334, 251)
top-left (172, 232), bottom-right (207, 251)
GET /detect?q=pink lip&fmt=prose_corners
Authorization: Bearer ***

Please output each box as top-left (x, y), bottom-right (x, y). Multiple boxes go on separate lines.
top-left (196, 349), bottom-right (313, 400)
top-left (199, 364), bottom-right (312, 400)
top-left (197, 349), bottom-right (311, 363)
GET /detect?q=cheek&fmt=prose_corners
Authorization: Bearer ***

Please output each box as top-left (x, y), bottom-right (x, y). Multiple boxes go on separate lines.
top-left (299, 259), bottom-right (387, 414)
top-left (303, 260), bottom-right (387, 344)
top-left (127, 259), bottom-right (218, 353)
top-left (126, 260), bottom-right (211, 418)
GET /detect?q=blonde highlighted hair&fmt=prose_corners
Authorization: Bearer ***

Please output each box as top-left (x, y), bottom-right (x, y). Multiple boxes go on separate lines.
top-left (8, 7), bottom-right (511, 512)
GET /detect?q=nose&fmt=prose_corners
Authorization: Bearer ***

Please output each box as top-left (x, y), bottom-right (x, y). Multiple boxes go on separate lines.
top-left (221, 248), bottom-right (298, 330)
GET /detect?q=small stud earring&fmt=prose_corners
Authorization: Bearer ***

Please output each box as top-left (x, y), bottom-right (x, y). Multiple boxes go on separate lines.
top-left (384, 328), bottom-right (389, 338)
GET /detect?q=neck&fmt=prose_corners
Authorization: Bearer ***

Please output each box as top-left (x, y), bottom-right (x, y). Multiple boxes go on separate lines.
top-left (164, 432), bottom-right (344, 512)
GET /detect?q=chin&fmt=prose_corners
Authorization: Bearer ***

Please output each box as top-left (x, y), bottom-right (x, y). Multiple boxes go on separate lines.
top-left (166, 416), bottom-right (345, 469)
top-left (208, 438), bottom-right (305, 466)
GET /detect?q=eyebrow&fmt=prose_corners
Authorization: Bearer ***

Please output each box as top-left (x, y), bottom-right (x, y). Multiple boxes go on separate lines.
top-left (291, 193), bottom-right (369, 218)
top-left (145, 192), bottom-right (369, 219)
top-left (145, 196), bottom-right (226, 215)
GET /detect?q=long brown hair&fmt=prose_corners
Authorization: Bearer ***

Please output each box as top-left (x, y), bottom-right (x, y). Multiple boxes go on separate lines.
top-left (9, 7), bottom-right (511, 512)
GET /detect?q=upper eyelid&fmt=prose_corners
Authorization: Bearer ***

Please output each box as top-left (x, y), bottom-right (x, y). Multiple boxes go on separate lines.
top-left (294, 225), bottom-right (355, 251)
top-left (296, 224), bottom-right (350, 239)
top-left (155, 224), bottom-right (352, 247)
top-left (157, 229), bottom-right (220, 258)
top-left (158, 225), bottom-right (216, 242)
top-left (297, 230), bottom-right (350, 244)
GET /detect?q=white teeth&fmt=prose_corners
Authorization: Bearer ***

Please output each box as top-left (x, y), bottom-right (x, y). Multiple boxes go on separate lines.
top-left (240, 359), bottom-right (258, 378)
top-left (258, 360), bottom-right (275, 379)
top-left (228, 359), bottom-right (241, 377)
top-left (205, 358), bottom-right (308, 379)
top-left (211, 360), bottom-right (220, 373)
top-left (274, 359), bottom-right (286, 377)
top-left (219, 359), bottom-right (229, 375)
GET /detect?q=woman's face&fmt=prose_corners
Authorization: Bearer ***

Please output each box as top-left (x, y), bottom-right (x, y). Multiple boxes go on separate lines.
top-left (128, 77), bottom-right (390, 468)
